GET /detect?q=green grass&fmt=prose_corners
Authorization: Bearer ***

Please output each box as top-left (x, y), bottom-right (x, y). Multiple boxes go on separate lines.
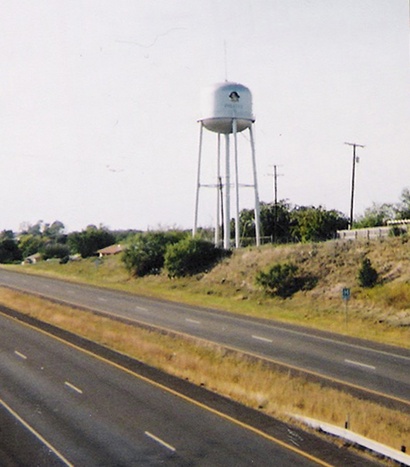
top-left (3, 235), bottom-right (409, 348)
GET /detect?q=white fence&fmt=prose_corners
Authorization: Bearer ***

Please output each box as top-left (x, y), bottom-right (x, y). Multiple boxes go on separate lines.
top-left (337, 220), bottom-right (410, 240)
top-left (337, 226), bottom-right (391, 240)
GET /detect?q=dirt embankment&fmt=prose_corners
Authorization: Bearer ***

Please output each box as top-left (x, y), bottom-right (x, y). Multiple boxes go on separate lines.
top-left (200, 236), bottom-right (410, 325)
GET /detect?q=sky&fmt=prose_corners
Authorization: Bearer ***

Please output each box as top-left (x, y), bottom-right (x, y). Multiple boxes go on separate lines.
top-left (0, 0), bottom-right (409, 233)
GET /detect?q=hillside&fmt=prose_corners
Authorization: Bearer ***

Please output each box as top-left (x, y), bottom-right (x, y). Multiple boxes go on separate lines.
top-left (200, 236), bottom-right (410, 326)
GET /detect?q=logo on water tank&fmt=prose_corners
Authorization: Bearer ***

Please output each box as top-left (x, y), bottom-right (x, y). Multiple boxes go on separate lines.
top-left (229, 91), bottom-right (240, 102)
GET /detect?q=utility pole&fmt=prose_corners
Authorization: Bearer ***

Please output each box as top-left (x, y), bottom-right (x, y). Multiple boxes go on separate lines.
top-left (268, 165), bottom-right (283, 242)
top-left (273, 165), bottom-right (278, 206)
top-left (344, 142), bottom-right (365, 229)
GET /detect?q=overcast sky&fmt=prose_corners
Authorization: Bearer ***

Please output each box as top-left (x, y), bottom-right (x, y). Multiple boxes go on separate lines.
top-left (1, 0), bottom-right (409, 233)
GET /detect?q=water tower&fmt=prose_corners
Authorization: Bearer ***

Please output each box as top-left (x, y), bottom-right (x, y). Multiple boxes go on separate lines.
top-left (193, 81), bottom-right (261, 249)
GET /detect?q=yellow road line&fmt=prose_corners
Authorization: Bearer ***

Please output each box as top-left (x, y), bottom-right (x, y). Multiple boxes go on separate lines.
top-left (52, 298), bottom-right (410, 409)
top-left (0, 310), bottom-right (332, 467)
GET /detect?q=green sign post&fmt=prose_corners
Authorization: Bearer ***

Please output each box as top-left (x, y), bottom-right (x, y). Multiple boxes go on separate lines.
top-left (342, 287), bottom-right (350, 329)
top-left (342, 287), bottom-right (351, 301)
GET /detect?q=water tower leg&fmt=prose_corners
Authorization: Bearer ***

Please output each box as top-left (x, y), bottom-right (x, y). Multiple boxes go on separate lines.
top-left (215, 133), bottom-right (221, 246)
top-left (233, 119), bottom-right (240, 248)
top-left (193, 123), bottom-right (204, 237)
top-left (224, 133), bottom-right (231, 249)
top-left (249, 126), bottom-right (261, 246)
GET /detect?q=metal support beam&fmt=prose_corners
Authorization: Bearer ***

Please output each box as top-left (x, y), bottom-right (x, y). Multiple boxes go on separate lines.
top-left (193, 123), bottom-right (204, 237)
top-left (249, 126), bottom-right (261, 246)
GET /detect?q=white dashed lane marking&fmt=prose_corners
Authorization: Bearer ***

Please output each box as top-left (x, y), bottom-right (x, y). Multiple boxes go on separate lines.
top-left (64, 381), bottom-right (83, 394)
top-left (14, 350), bottom-right (27, 360)
top-left (145, 431), bottom-right (176, 452)
top-left (185, 318), bottom-right (201, 325)
top-left (344, 359), bottom-right (376, 371)
top-left (252, 335), bottom-right (273, 344)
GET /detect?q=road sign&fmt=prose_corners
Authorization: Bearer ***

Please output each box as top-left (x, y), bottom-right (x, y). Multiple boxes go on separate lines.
top-left (342, 288), bottom-right (351, 301)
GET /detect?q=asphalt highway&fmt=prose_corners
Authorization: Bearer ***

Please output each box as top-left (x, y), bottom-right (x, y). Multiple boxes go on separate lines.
top-left (0, 312), bottom-right (324, 466)
top-left (1, 269), bottom-right (409, 406)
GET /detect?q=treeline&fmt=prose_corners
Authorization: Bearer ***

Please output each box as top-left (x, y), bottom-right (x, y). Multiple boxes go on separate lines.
top-left (0, 221), bottom-right (140, 264)
top-left (0, 187), bottom-right (408, 265)
top-left (238, 188), bottom-right (410, 244)
top-left (237, 202), bottom-right (348, 244)
top-left (354, 188), bottom-right (410, 228)
top-left (0, 204), bottom-right (348, 265)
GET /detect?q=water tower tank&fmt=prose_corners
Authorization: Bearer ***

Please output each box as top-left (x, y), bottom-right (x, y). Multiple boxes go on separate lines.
top-left (200, 82), bottom-right (254, 134)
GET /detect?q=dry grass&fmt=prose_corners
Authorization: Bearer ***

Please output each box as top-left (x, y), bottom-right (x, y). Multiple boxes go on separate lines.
top-left (0, 286), bottom-right (408, 456)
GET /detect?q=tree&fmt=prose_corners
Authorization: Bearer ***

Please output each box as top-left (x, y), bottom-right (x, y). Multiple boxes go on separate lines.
top-left (0, 232), bottom-right (22, 263)
top-left (67, 226), bottom-right (116, 258)
top-left (43, 220), bottom-right (66, 242)
top-left (236, 208), bottom-right (257, 240)
top-left (358, 258), bottom-right (378, 288)
top-left (122, 231), bottom-right (185, 277)
top-left (396, 188), bottom-right (410, 220)
top-left (236, 201), bottom-right (292, 244)
top-left (354, 203), bottom-right (395, 228)
top-left (260, 201), bottom-right (292, 243)
top-left (19, 220), bottom-right (44, 236)
top-left (236, 203), bottom-right (347, 245)
top-left (0, 230), bottom-right (15, 241)
top-left (290, 206), bottom-right (348, 242)
top-left (18, 234), bottom-right (45, 258)
top-left (42, 244), bottom-right (71, 260)
top-left (164, 237), bottom-right (230, 278)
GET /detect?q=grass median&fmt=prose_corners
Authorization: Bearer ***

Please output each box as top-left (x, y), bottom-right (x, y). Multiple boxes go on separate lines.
top-left (0, 286), bottom-right (408, 459)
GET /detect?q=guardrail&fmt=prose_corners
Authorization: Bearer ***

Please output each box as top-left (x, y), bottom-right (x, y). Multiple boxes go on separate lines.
top-left (292, 414), bottom-right (410, 466)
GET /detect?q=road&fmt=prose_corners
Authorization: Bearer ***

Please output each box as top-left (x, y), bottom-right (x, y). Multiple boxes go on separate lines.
top-left (0, 268), bottom-right (409, 407)
top-left (0, 309), bottom-right (338, 466)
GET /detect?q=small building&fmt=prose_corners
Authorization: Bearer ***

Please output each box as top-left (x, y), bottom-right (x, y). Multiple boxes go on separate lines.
top-left (96, 244), bottom-right (124, 257)
top-left (23, 253), bottom-right (42, 264)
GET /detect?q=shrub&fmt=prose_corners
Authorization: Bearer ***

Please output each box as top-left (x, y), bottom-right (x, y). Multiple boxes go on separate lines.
top-left (164, 237), bottom-right (229, 278)
top-left (256, 262), bottom-right (317, 298)
top-left (256, 262), bottom-right (299, 298)
top-left (389, 226), bottom-right (407, 237)
top-left (67, 227), bottom-right (116, 258)
top-left (358, 258), bottom-right (378, 288)
top-left (0, 238), bottom-right (22, 263)
top-left (42, 243), bottom-right (71, 260)
top-left (122, 231), bottom-right (185, 277)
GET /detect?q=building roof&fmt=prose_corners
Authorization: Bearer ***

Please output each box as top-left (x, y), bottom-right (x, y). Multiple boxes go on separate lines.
top-left (96, 244), bottom-right (124, 256)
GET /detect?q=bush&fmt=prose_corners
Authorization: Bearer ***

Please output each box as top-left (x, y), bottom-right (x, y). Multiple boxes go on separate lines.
top-left (389, 226), bottom-right (407, 237)
top-left (42, 243), bottom-right (71, 260)
top-left (255, 262), bottom-right (317, 298)
top-left (0, 238), bottom-right (22, 263)
top-left (67, 227), bottom-right (116, 258)
top-left (358, 258), bottom-right (378, 288)
top-left (164, 237), bottom-right (230, 278)
top-left (256, 262), bottom-right (298, 298)
top-left (122, 231), bottom-right (185, 277)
